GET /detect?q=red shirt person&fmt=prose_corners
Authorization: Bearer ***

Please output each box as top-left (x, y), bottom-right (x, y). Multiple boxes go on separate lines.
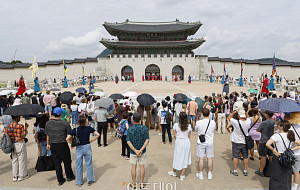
top-left (16, 76), bottom-right (26, 95)
top-left (261, 75), bottom-right (269, 94)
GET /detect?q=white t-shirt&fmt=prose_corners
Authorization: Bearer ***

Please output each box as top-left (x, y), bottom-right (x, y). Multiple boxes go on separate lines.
top-left (78, 103), bottom-right (87, 112)
top-left (157, 108), bottom-right (172, 124)
top-left (230, 118), bottom-right (251, 144)
top-left (70, 105), bottom-right (78, 112)
top-left (271, 133), bottom-right (295, 153)
top-left (195, 118), bottom-right (216, 145)
top-left (289, 124), bottom-right (300, 155)
top-left (173, 123), bottom-right (192, 139)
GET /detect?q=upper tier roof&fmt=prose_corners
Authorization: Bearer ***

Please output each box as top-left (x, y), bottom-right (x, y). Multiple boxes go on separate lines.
top-left (103, 20), bottom-right (202, 35)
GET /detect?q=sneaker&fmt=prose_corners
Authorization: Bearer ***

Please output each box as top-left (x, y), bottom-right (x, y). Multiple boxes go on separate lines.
top-left (230, 170), bottom-right (238, 176)
top-left (126, 157), bottom-right (130, 160)
top-left (255, 170), bottom-right (264, 177)
top-left (58, 178), bottom-right (66, 186)
top-left (196, 172), bottom-right (203, 180)
top-left (121, 154), bottom-right (125, 158)
top-left (18, 174), bottom-right (29, 181)
top-left (13, 177), bottom-right (18, 182)
top-left (87, 181), bottom-right (95, 186)
top-left (208, 172), bottom-right (213, 180)
top-left (180, 175), bottom-right (185, 181)
top-left (67, 176), bottom-right (75, 181)
top-left (158, 133), bottom-right (162, 136)
top-left (243, 170), bottom-right (248, 176)
top-left (168, 171), bottom-right (177, 177)
top-left (169, 142), bottom-right (172, 145)
top-left (162, 142), bottom-right (166, 144)
top-left (77, 184), bottom-right (82, 187)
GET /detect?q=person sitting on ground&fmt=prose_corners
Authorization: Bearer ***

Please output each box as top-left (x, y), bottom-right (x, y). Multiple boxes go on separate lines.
top-left (228, 109), bottom-right (251, 176)
top-left (5, 116), bottom-right (29, 182)
top-left (66, 115), bottom-right (100, 187)
top-left (168, 112), bottom-right (192, 181)
top-left (126, 112), bottom-right (150, 189)
top-left (195, 108), bottom-right (216, 180)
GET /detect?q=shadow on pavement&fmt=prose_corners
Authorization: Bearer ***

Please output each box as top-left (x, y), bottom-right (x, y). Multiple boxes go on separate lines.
top-left (94, 163), bottom-right (116, 181)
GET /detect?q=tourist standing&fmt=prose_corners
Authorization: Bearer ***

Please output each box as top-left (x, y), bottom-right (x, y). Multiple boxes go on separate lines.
top-left (94, 106), bottom-right (109, 147)
top-left (228, 110), bottom-right (251, 176)
top-left (37, 114), bottom-right (51, 156)
top-left (223, 75), bottom-right (229, 95)
top-left (168, 112), bottom-right (192, 181)
top-left (216, 98), bottom-right (226, 134)
top-left (266, 120), bottom-right (300, 190)
top-left (288, 112), bottom-right (300, 190)
top-left (195, 108), bottom-right (216, 180)
top-left (43, 90), bottom-right (52, 118)
top-left (174, 100), bottom-right (182, 123)
top-left (0, 96), bottom-right (8, 116)
top-left (120, 112), bottom-right (130, 159)
top-left (71, 100), bottom-right (78, 127)
top-left (247, 108), bottom-right (262, 160)
top-left (187, 96), bottom-right (198, 130)
top-left (5, 116), bottom-right (29, 182)
top-left (45, 107), bottom-right (75, 186)
top-left (66, 115), bottom-right (100, 187)
top-left (255, 110), bottom-right (275, 176)
top-left (126, 113), bottom-right (150, 189)
top-left (158, 102), bottom-right (172, 144)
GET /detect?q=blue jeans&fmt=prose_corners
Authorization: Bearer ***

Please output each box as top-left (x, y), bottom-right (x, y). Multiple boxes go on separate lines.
top-left (72, 111), bottom-right (78, 125)
top-left (175, 114), bottom-right (178, 123)
top-left (40, 141), bottom-right (51, 156)
top-left (75, 144), bottom-right (95, 185)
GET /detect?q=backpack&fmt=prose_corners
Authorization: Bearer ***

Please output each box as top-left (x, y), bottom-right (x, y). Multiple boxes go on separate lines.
top-left (276, 134), bottom-right (295, 167)
top-left (1, 124), bottom-right (15, 154)
top-left (32, 96), bottom-right (38, 104)
top-left (86, 102), bottom-right (95, 116)
top-left (163, 108), bottom-right (172, 125)
top-left (37, 130), bottom-right (47, 142)
top-left (115, 125), bottom-right (123, 138)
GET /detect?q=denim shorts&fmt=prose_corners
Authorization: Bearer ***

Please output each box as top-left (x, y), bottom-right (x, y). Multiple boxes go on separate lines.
top-left (188, 115), bottom-right (195, 121)
top-left (45, 105), bottom-right (52, 112)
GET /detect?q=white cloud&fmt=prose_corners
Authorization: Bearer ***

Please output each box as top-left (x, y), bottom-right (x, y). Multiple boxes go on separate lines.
top-left (46, 27), bottom-right (107, 54)
top-left (278, 42), bottom-right (300, 61)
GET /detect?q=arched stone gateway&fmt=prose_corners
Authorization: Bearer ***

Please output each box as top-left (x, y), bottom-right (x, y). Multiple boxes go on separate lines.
top-left (172, 65), bottom-right (184, 80)
top-left (145, 64), bottom-right (161, 80)
top-left (121, 65), bottom-right (133, 81)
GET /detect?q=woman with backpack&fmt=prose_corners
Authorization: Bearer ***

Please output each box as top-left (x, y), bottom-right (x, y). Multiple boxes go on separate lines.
top-left (266, 120), bottom-right (300, 190)
top-left (120, 112), bottom-right (130, 159)
top-left (37, 114), bottom-right (51, 156)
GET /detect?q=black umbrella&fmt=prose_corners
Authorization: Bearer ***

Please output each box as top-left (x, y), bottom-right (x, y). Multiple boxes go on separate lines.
top-left (4, 104), bottom-right (44, 116)
top-left (174, 93), bottom-right (188, 101)
top-left (60, 91), bottom-right (74, 104)
top-left (76, 87), bottom-right (87, 93)
top-left (109, 93), bottom-right (124, 100)
top-left (137, 93), bottom-right (155, 106)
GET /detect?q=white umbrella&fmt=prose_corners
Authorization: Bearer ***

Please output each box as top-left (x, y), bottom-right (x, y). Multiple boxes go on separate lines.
top-left (0, 90), bottom-right (11, 96)
top-left (123, 91), bottom-right (138, 97)
top-left (24, 89), bottom-right (34, 94)
top-left (93, 91), bottom-right (106, 97)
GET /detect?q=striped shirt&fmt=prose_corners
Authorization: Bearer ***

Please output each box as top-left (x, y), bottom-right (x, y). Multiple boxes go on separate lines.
top-left (4, 122), bottom-right (28, 142)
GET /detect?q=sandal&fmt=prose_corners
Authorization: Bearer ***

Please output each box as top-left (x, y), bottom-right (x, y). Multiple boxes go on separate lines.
top-left (140, 183), bottom-right (147, 189)
top-left (129, 183), bottom-right (136, 189)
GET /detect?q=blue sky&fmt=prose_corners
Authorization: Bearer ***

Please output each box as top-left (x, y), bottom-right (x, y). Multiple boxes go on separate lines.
top-left (0, 0), bottom-right (299, 62)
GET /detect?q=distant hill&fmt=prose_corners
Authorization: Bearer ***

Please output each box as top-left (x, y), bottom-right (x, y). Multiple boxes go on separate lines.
top-left (254, 58), bottom-right (298, 64)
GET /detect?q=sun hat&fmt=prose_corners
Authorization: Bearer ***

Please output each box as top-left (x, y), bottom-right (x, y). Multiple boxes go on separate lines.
top-left (191, 96), bottom-right (196, 101)
top-left (238, 110), bottom-right (246, 118)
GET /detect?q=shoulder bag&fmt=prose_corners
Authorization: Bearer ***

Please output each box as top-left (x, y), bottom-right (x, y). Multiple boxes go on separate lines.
top-left (276, 134), bottom-right (295, 167)
top-left (199, 120), bottom-right (211, 143)
top-left (71, 127), bottom-right (80, 147)
top-left (238, 120), bottom-right (254, 150)
top-left (248, 117), bottom-right (260, 132)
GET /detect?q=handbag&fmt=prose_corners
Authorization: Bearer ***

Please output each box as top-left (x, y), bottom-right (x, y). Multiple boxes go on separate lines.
top-left (238, 120), bottom-right (254, 150)
top-left (199, 120), bottom-right (211, 143)
top-left (71, 127), bottom-right (80, 147)
top-left (35, 156), bottom-right (55, 172)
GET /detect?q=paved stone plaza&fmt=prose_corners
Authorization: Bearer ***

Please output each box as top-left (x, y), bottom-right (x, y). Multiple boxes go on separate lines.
top-left (0, 81), bottom-right (275, 190)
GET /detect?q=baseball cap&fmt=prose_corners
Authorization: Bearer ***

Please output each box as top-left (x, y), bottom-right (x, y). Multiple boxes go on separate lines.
top-left (238, 110), bottom-right (246, 118)
top-left (53, 107), bottom-right (64, 115)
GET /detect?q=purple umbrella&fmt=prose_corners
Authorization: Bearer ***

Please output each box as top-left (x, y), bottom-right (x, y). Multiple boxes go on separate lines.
top-left (258, 98), bottom-right (300, 113)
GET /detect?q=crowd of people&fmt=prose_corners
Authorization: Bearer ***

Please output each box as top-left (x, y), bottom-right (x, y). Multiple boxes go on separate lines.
top-left (1, 82), bottom-right (300, 189)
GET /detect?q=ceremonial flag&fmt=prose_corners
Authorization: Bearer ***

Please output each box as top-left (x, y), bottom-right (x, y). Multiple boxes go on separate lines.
top-left (224, 63), bottom-right (226, 75)
top-left (272, 53), bottom-right (277, 77)
top-left (211, 65), bottom-right (214, 75)
top-left (63, 59), bottom-right (68, 76)
top-left (28, 55), bottom-right (38, 78)
top-left (82, 63), bottom-right (85, 75)
top-left (93, 68), bottom-right (96, 76)
top-left (241, 58), bottom-right (243, 76)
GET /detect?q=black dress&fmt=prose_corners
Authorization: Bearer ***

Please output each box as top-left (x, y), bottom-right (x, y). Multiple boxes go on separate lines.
top-left (269, 156), bottom-right (292, 190)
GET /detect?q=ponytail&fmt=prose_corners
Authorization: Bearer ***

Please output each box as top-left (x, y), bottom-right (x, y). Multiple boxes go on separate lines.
top-left (288, 130), bottom-right (296, 142)
top-left (279, 120), bottom-right (295, 142)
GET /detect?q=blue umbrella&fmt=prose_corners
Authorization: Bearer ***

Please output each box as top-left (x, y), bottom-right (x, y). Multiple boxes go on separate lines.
top-left (258, 98), bottom-right (300, 113)
top-left (76, 87), bottom-right (87, 93)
